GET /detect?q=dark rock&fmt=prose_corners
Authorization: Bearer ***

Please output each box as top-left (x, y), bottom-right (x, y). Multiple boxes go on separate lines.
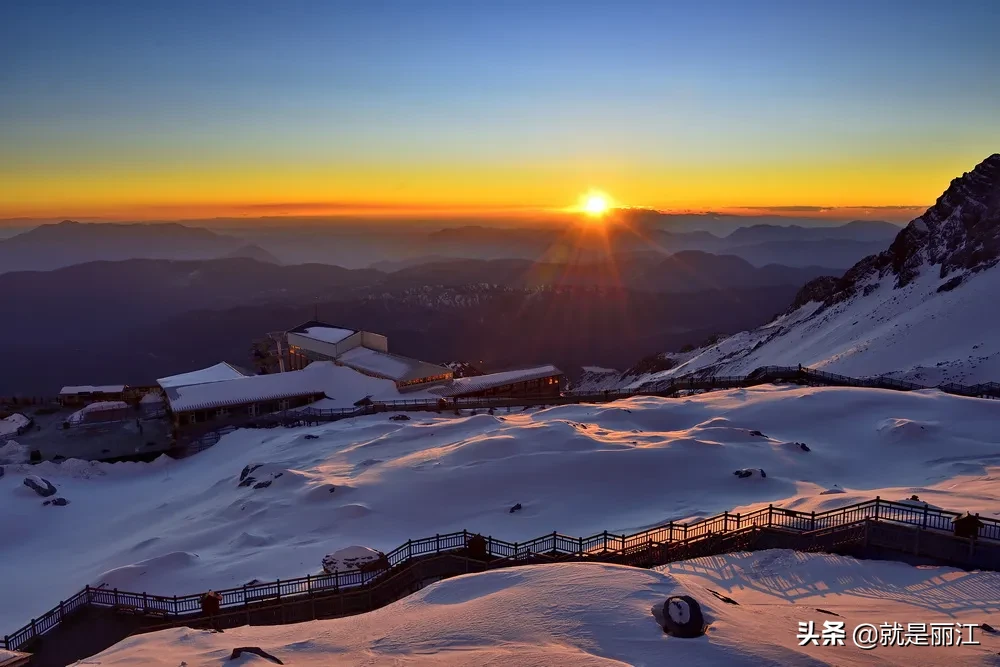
top-left (53, 455), bottom-right (67, 462)
top-left (328, 486), bottom-right (336, 493)
top-left (938, 275), bottom-right (964, 292)
top-left (390, 414), bottom-right (411, 421)
top-left (733, 469), bottom-right (753, 479)
top-left (50, 497), bottom-right (69, 506)
top-left (240, 463), bottom-right (263, 482)
top-left (509, 503), bottom-right (522, 513)
top-left (798, 442), bottom-right (811, 452)
top-left (238, 477), bottom-right (257, 488)
top-left (253, 480), bottom-right (272, 490)
top-left (749, 430), bottom-right (765, 437)
top-left (273, 472), bottom-right (283, 479)
top-left (661, 595), bottom-right (706, 637)
top-left (760, 469), bottom-right (766, 478)
top-left (23, 475), bottom-right (57, 497)
top-left (303, 434), bottom-right (319, 440)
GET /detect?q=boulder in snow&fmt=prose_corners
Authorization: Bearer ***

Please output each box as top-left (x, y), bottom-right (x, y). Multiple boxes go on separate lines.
top-left (820, 485), bottom-right (846, 495)
top-left (509, 503), bottom-right (523, 513)
top-left (43, 497), bottom-right (69, 506)
top-left (240, 463), bottom-right (263, 483)
top-left (322, 546), bottom-right (386, 574)
top-left (732, 468), bottom-right (766, 479)
top-left (23, 475), bottom-right (57, 497)
top-left (661, 595), bottom-right (707, 637)
top-left (389, 414), bottom-right (411, 421)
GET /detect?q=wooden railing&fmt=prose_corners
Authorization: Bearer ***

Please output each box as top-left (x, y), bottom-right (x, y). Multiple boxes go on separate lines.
top-left (5, 496), bottom-right (999, 652)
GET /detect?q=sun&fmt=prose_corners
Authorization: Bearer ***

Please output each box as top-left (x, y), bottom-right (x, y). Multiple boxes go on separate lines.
top-left (579, 191), bottom-right (612, 217)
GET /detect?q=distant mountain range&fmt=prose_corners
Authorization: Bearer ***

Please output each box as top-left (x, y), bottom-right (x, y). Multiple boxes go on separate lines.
top-left (0, 217), bottom-right (899, 276)
top-left (586, 153), bottom-right (1000, 389)
top-left (0, 249), bottom-right (825, 393)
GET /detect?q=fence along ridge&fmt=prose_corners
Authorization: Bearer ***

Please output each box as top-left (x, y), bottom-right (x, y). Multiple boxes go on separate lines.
top-left (6, 495), bottom-right (999, 651)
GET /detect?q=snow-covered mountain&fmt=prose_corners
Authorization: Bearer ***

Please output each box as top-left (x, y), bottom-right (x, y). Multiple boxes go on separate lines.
top-left (613, 154), bottom-right (1000, 389)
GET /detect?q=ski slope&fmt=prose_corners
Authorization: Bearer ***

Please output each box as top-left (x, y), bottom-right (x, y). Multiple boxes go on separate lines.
top-left (87, 553), bottom-right (1000, 666)
top-left (2, 385), bottom-right (999, 636)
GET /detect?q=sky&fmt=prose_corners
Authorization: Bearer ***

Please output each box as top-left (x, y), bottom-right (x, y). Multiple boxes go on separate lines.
top-left (1, 0), bottom-right (998, 221)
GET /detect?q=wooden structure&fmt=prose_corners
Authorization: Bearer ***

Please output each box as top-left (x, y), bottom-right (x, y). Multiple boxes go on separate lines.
top-left (7, 496), bottom-right (1000, 664)
top-left (58, 385), bottom-right (126, 407)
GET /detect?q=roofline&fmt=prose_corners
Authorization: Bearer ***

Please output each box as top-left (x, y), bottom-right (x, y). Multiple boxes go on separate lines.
top-left (286, 320), bottom-right (359, 336)
top-left (167, 387), bottom-right (324, 413)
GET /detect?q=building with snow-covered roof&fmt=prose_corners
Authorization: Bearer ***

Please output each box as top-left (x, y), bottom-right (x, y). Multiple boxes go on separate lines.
top-left (59, 384), bottom-right (126, 406)
top-left (162, 363), bottom-right (330, 427)
top-left (283, 320), bottom-right (452, 392)
top-left (337, 347), bottom-right (452, 390)
top-left (157, 362), bottom-right (248, 389)
top-left (441, 365), bottom-right (563, 399)
top-left (285, 321), bottom-right (388, 369)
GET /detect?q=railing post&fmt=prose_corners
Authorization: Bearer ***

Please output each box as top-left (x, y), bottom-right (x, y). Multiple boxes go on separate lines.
top-left (811, 511), bottom-right (816, 531)
top-left (142, 592), bottom-right (148, 613)
top-left (306, 574), bottom-right (312, 594)
top-left (335, 570), bottom-right (340, 592)
top-left (578, 536), bottom-right (584, 556)
top-left (276, 579), bottom-right (281, 602)
top-left (768, 504), bottom-right (773, 527)
top-left (85, 584), bottom-right (91, 604)
top-left (114, 588), bottom-right (119, 607)
top-left (723, 511), bottom-right (729, 532)
top-left (58, 600), bottom-right (65, 622)
top-left (552, 530), bottom-right (558, 553)
top-left (436, 534), bottom-right (440, 553)
top-left (173, 595), bottom-right (178, 617)
top-left (407, 539), bottom-right (412, 560)
top-left (31, 619), bottom-right (36, 640)
top-left (874, 496), bottom-right (880, 521)
top-left (736, 513), bottom-right (741, 529)
top-left (922, 505), bottom-right (928, 529)
top-left (603, 530), bottom-right (608, 552)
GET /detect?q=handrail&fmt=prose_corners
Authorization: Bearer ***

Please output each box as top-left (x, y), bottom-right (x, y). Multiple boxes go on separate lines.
top-left (5, 495), bottom-right (998, 652)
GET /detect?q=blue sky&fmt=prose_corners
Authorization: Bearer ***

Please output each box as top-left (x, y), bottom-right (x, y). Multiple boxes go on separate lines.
top-left (2, 0), bottom-right (998, 218)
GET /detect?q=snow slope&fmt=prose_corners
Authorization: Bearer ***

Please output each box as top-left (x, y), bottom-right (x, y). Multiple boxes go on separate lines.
top-left (625, 267), bottom-right (1000, 388)
top-left (2, 385), bottom-right (999, 634)
top-left (87, 554), bottom-right (1000, 666)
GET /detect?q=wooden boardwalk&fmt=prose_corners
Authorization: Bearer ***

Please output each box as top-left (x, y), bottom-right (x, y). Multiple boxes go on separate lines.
top-left (8, 497), bottom-right (1000, 666)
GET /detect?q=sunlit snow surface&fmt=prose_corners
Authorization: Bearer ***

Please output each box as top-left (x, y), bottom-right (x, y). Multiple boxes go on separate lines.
top-left (1, 385), bottom-right (999, 638)
top-left (89, 554), bottom-right (1000, 666)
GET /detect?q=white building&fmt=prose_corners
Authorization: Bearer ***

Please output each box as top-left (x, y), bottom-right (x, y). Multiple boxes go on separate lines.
top-left (284, 321), bottom-right (452, 392)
